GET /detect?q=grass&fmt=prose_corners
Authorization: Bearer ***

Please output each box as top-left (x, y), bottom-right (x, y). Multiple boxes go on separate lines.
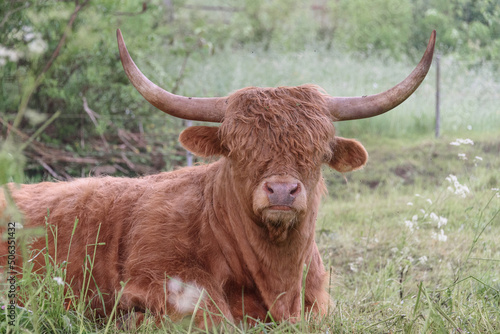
top-left (318, 133), bottom-right (500, 333)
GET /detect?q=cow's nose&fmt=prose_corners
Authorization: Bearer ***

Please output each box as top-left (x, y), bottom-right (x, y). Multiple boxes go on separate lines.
top-left (264, 182), bottom-right (300, 207)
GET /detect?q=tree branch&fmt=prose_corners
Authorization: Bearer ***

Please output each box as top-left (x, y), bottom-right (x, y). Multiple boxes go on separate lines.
top-left (82, 96), bottom-right (110, 152)
top-left (12, 0), bottom-right (90, 130)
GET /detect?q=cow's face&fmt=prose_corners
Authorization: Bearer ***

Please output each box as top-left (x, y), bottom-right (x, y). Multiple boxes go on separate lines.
top-left (117, 29), bottom-right (435, 241)
top-left (180, 85), bottom-right (368, 241)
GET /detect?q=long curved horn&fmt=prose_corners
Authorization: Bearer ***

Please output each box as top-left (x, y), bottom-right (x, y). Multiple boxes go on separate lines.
top-left (327, 30), bottom-right (436, 121)
top-left (117, 29), bottom-right (226, 122)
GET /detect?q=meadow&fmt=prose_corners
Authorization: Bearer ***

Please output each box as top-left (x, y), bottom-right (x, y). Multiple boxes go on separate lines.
top-left (2, 40), bottom-right (500, 333)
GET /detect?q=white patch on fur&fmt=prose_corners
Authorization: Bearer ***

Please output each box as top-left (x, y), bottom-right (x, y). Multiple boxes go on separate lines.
top-left (168, 277), bottom-right (204, 313)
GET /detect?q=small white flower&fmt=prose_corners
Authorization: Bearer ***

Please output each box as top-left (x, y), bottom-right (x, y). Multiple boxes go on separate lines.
top-left (419, 256), bottom-right (428, 264)
top-left (431, 229), bottom-right (448, 242)
top-left (407, 202), bottom-right (414, 206)
top-left (53, 277), bottom-right (64, 286)
top-left (467, 125), bottom-right (472, 130)
top-left (474, 156), bottom-right (483, 161)
top-left (405, 220), bottom-right (415, 232)
top-left (0, 45), bottom-right (23, 63)
top-left (458, 153), bottom-right (467, 160)
top-left (426, 198), bottom-right (433, 204)
top-left (446, 174), bottom-right (470, 198)
top-left (450, 138), bottom-right (474, 146)
top-left (27, 36), bottom-right (48, 55)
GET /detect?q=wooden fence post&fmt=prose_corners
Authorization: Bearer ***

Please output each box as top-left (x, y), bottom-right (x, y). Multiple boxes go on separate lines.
top-left (186, 120), bottom-right (193, 166)
top-left (435, 54), bottom-right (441, 138)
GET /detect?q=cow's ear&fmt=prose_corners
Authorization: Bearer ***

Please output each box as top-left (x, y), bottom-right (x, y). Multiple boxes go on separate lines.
top-left (327, 137), bottom-right (368, 172)
top-left (179, 126), bottom-right (227, 157)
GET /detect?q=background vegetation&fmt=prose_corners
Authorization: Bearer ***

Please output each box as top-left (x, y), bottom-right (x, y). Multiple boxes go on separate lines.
top-left (1, 0), bottom-right (499, 333)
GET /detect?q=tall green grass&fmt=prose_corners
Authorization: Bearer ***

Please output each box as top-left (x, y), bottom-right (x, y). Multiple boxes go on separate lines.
top-left (318, 134), bottom-right (500, 333)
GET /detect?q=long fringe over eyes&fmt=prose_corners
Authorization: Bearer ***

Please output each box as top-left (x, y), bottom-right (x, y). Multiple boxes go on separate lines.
top-left (220, 85), bottom-right (335, 179)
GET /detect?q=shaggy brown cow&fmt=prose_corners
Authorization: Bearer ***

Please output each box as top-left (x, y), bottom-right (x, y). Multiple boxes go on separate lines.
top-left (0, 30), bottom-right (436, 327)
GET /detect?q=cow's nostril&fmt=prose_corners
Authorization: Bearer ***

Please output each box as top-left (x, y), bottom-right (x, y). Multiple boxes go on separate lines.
top-left (265, 183), bottom-right (274, 194)
top-left (290, 184), bottom-right (300, 196)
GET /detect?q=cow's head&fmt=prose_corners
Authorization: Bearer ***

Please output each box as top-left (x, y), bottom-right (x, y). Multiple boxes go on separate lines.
top-left (117, 30), bottom-right (435, 242)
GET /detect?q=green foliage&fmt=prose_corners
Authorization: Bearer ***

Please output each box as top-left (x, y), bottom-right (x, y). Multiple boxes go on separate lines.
top-left (0, 142), bottom-right (25, 185)
top-left (330, 0), bottom-right (413, 56)
top-left (410, 0), bottom-right (500, 63)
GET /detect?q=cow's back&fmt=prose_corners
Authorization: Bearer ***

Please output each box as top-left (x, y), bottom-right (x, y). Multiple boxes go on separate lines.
top-left (0, 167), bottom-right (217, 315)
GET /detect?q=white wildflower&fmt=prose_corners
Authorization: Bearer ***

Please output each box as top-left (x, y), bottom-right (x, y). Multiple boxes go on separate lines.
top-left (53, 277), bottom-right (64, 286)
top-left (474, 156), bottom-right (483, 161)
top-left (407, 202), bottom-right (414, 206)
top-left (431, 229), bottom-right (448, 242)
top-left (438, 216), bottom-right (448, 228)
top-left (429, 212), bottom-right (448, 228)
top-left (412, 215), bottom-right (419, 222)
top-left (458, 153), bottom-right (467, 160)
top-left (446, 174), bottom-right (470, 198)
top-left (450, 138), bottom-right (474, 146)
top-left (420, 209), bottom-right (426, 214)
top-left (405, 220), bottom-right (415, 232)
top-left (349, 257), bottom-right (363, 272)
top-left (0, 45), bottom-right (23, 65)
top-left (27, 35), bottom-right (47, 54)
top-left (419, 256), bottom-right (428, 264)
top-left (426, 198), bottom-right (433, 204)
top-left (467, 125), bottom-right (472, 130)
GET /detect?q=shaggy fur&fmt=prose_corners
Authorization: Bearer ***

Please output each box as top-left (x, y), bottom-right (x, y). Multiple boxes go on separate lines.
top-left (0, 85), bottom-right (369, 327)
